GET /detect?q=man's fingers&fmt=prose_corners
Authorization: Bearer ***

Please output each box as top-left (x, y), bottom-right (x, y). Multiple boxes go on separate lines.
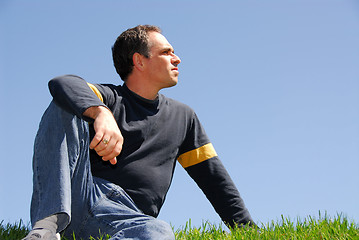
top-left (100, 156), bottom-right (117, 165)
top-left (97, 139), bottom-right (123, 162)
top-left (101, 156), bottom-right (117, 165)
top-left (90, 132), bottom-right (105, 149)
top-left (95, 136), bottom-right (115, 156)
top-left (109, 157), bottom-right (117, 165)
top-left (94, 135), bottom-right (112, 153)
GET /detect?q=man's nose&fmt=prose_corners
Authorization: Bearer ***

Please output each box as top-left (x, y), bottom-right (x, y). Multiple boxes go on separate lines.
top-left (172, 54), bottom-right (181, 65)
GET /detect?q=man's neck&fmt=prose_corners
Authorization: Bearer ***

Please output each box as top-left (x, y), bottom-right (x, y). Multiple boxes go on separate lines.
top-left (124, 79), bottom-right (159, 100)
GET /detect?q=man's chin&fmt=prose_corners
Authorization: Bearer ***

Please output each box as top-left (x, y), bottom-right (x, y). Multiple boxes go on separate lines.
top-left (165, 79), bottom-right (178, 88)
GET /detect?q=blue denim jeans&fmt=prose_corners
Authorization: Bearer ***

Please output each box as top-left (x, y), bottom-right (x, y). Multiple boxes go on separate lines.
top-left (30, 102), bottom-right (175, 240)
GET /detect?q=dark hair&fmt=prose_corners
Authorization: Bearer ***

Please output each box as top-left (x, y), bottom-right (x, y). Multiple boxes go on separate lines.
top-left (112, 25), bottom-right (162, 81)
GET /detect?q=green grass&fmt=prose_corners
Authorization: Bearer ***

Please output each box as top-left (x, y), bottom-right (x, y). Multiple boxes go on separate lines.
top-left (2, 214), bottom-right (359, 239)
top-left (175, 214), bottom-right (359, 239)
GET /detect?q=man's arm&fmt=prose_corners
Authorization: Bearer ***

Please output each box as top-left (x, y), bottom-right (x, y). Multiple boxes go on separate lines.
top-left (184, 157), bottom-right (255, 228)
top-left (178, 111), bottom-right (255, 228)
top-left (49, 75), bottom-right (123, 164)
top-left (49, 75), bottom-right (109, 120)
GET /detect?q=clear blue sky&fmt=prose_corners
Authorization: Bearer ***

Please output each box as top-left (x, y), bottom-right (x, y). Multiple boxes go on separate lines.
top-left (1, 0), bottom-right (358, 230)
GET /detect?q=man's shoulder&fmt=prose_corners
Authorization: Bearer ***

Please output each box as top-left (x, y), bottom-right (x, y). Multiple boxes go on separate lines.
top-left (160, 94), bottom-right (194, 111)
top-left (93, 83), bottom-right (120, 90)
top-left (91, 83), bottom-right (123, 96)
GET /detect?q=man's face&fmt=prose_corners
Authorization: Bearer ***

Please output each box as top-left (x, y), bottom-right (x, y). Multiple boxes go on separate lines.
top-left (144, 31), bottom-right (181, 89)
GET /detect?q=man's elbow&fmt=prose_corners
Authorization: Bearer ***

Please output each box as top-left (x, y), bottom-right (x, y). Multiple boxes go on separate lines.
top-left (48, 74), bottom-right (84, 94)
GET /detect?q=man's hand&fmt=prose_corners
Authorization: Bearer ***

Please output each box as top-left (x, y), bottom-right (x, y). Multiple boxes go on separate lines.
top-left (83, 106), bottom-right (123, 165)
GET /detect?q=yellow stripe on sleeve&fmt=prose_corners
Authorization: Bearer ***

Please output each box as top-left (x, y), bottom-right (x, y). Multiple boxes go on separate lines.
top-left (87, 83), bottom-right (104, 103)
top-left (177, 143), bottom-right (217, 168)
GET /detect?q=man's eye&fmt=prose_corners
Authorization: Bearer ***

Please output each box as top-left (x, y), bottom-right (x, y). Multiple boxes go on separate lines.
top-left (162, 50), bottom-right (173, 55)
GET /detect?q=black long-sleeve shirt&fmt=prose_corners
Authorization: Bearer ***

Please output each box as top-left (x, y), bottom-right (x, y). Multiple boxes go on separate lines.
top-left (49, 74), bottom-right (254, 227)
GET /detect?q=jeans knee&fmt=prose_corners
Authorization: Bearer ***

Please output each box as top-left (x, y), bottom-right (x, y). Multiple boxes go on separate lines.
top-left (110, 218), bottom-right (175, 240)
top-left (147, 219), bottom-right (175, 240)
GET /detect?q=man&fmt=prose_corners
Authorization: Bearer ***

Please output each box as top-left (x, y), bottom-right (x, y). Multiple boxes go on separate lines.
top-left (24, 25), bottom-right (254, 240)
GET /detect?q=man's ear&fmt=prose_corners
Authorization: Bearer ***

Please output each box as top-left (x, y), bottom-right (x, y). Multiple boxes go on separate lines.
top-left (133, 53), bottom-right (145, 71)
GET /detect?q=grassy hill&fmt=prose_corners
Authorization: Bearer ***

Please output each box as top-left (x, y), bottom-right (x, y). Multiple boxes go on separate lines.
top-left (2, 214), bottom-right (358, 239)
